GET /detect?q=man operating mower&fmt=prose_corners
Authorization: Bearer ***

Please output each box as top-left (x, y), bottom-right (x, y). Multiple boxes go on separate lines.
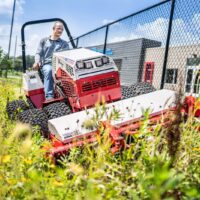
top-left (33, 21), bottom-right (69, 100)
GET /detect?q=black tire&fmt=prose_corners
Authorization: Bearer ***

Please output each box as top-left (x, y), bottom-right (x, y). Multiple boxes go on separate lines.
top-left (26, 97), bottom-right (35, 109)
top-left (43, 102), bottom-right (71, 120)
top-left (6, 99), bottom-right (29, 120)
top-left (121, 82), bottom-right (156, 99)
top-left (18, 109), bottom-right (49, 137)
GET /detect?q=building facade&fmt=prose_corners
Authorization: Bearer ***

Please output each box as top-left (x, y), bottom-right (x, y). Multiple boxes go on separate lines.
top-left (88, 38), bottom-right (161, 86)
top-left (144, 44), bottom-right (200, 91)
top-left (88, 39), bottom-right (199, 93)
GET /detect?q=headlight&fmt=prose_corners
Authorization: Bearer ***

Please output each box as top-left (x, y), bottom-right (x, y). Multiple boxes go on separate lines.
top-left (95, 59), bottom-right (103, 67)
top-left (85, 61), bottom-right (93, 69)
top-left (76, 61), bottom-right (85, 69)
top-left (102, 56), bottom-right (109, 64)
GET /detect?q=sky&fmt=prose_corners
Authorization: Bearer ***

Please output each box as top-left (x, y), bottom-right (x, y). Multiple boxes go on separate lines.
top-left (77, 0), bottom-right (200, 48)
top-left (0, 0), bottom-right (162, 56)
top-left (0, 0), bottom-right (199, 57)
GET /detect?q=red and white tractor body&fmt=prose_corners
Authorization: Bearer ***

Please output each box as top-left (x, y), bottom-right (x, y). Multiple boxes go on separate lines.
top-left (23, 71), bottom-right (45, 108)
top-left (21, 48), bottom-right (199, 158)
top-left (53, 48), bottom-right (122, 112)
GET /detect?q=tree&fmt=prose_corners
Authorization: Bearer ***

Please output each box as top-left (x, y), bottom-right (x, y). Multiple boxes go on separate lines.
top-left (0, 46), bottom-right (35, 75)
top-left (0, 47), bottom-right (12, 77)
top-left (14, 55), bottom-right (34, 71)
top-left (0, 47), bottom-right (4, 63)
top-left (14, 58), bottom-right (23, 71)
top-left (25, 55), bottom-right (34, 69)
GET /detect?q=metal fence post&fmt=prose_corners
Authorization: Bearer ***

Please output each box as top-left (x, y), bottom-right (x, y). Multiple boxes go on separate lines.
top-left (76, 38), bottom-right (79, 48)
top-left (160, 0), bottom-right (176, 89)
top-left (103, 26), bottom-right (109, 54)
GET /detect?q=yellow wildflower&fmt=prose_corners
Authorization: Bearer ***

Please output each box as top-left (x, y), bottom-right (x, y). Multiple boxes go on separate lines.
top-left (193, 147), bottom-right (200, 151)
top-left (53, 180), bottom-right (64, 186)
top-left (2, 155), bottom-right (11, 163)
top-left (7, 179), bottom-right (16, 185)
top-left (24, 159), bottom-right (32, 165)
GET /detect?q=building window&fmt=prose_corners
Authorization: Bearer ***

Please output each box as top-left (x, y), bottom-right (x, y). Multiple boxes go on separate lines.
top-left (165, 69), bottom-right (178, 84)
top-left (113, 59), bottom-right (122, 72)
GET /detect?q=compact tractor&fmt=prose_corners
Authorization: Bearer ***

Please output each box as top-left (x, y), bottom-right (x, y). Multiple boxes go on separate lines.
top-left (6, 19), bottom-right (199, 158)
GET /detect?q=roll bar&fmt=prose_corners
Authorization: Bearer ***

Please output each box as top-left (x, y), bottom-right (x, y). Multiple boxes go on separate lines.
top-left (21, 18), bottom-right (76, 72)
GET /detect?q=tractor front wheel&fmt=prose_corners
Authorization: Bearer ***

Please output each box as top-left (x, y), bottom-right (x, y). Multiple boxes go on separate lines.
top-left (43, 102), bottom-right (72, 120)
top-left (6, 99), bottom-right (29, 120)
top-left (18, 109), bottom-right (49, 137)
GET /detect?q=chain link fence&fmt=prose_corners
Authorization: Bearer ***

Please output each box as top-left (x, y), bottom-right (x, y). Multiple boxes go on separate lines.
top-left (165, 0), bottom-right (200, 96)
top-left (69, 0), bottom-right (200, 95)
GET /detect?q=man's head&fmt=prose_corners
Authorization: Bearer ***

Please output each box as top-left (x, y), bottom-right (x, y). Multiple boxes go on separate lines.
top-left (52, 21), bottom-right (64, 38)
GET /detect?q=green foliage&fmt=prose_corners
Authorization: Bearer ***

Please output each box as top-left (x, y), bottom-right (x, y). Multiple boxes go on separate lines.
top-left (0, 46), bottom-right (34, 76)
top-left (13, 55), bottom-right (34, 71)
top-left (0, 47), bottom-right (11, 78)
top-left (0, 79), bottom-right (199, 200)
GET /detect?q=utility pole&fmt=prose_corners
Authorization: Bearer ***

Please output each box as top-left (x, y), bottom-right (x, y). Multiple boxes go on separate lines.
top-left (13, 35), bottom-right (17, 72)
top-left (7, 0), bottom-right (16, 78)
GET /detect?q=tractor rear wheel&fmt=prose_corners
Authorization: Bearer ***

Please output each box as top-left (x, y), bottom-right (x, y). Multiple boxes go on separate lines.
top-left (18, 109), bottom-right (49, 137)
top-left (6, 99), bottom-right (29, 120)
top-left (121, 82), bottom-right (156, 99)
top-left (43, 102), bottom-right (72, 120)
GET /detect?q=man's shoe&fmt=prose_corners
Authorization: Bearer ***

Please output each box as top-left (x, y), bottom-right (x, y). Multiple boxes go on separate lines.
top-left (45, 97), bottom-right (54, 102)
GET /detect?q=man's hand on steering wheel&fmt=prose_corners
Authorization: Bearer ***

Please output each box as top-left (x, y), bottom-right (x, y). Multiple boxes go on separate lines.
top-left (33, 62), bottom-right (40, 71)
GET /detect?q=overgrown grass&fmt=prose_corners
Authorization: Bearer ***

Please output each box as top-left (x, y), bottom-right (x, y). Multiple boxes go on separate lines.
top-left (0, 79), bottom-right (199, 200)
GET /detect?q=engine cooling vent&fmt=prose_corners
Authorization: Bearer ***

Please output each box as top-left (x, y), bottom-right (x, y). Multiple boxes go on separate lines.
top-left (105, 77), bottom-right (117, 86)
top-left (60, 69), bottom-right (75, 97)
top-left (61, 69), bottom-right (68, 77)
top-left (82, 82), bottom-right (92, 92)
top-left (82, 77), bottom-right (117, 92)
top-left (62, 81), bottom-right (75, 96)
